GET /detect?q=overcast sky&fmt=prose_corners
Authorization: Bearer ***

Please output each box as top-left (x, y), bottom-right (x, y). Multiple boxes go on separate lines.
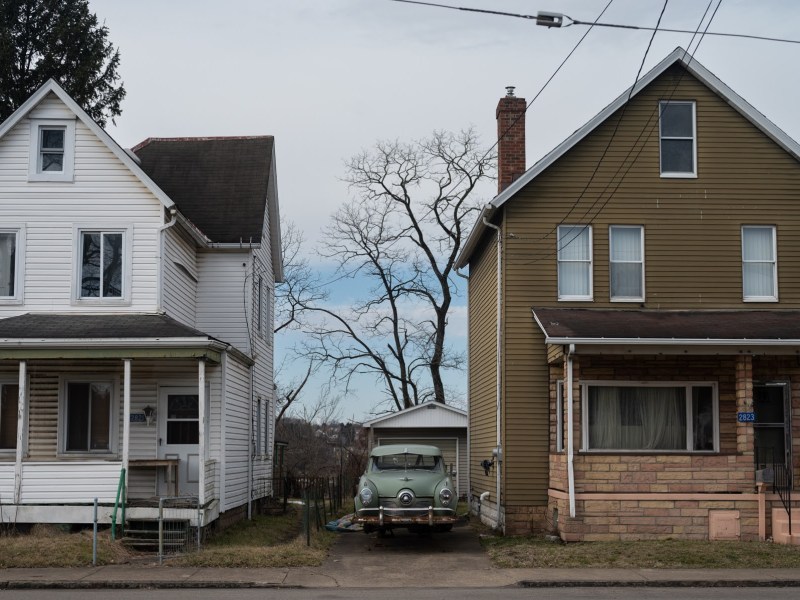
top-left (90, 0), bottom-right (800, 420)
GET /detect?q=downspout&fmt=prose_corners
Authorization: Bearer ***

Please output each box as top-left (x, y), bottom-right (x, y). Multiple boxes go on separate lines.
top-left (157, 207), bottom-right (178, 313)
top-left (248, 362), bottom-right (254, 520)
top-left (482, 217), bottom-right (503, 526)
top-left (455, 267), bottom-right (471, 507)
top-left (566, 344), bottom-right (576, 518)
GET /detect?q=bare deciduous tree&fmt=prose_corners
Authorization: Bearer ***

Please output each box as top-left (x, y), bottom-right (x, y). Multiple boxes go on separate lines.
top-left (303, 129), bottom-right (495, 410)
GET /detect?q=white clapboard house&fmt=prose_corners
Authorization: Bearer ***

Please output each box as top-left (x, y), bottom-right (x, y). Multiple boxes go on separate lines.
top-left (0, 80), bottom-right (282, 528)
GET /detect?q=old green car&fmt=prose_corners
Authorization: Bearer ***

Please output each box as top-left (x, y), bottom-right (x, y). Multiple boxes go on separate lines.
top-left (353, 444), bottom-right (458, 534)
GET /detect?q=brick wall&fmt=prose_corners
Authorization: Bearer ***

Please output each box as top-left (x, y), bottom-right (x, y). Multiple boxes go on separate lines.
top-left (496, 90), bottom-right (526, 194)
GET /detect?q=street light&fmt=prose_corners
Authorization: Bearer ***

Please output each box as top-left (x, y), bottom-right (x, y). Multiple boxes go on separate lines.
top-left (536, 11), bottom-right (565, 28)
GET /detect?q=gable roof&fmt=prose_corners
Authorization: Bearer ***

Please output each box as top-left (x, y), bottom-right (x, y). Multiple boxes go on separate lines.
top-left (0, 79), bottom-right (175, 210)
top-left (363, 402), bottom-right (467, 429)
top-left (133, 137), bottom-right (274, 245)
top-left (455, 47), bottom-right (800, 269)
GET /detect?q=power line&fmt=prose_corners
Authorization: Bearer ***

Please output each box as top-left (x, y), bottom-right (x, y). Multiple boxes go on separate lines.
top-left (388, 0), bottom-right (800, 46)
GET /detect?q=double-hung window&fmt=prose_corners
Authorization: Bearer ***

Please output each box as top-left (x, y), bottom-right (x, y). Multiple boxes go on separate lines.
top-left (609, 225), bottom-right (644, 301)
top-left (0, 383), bottom-right (19, 451)
top-left (583, 382), bottom-right (717, 452)
top-left (0, 227), bottom-right (23, 303)
top-left (557, 225), bottom-right (592, 300)
top-left (63, 381), bottom-right (113, 453)
top-left (659, 101), bottom-right (696, 177)
top-left (28, 119), bottom-right (75, 182)
top-left (77, 228), bottom-right (129, 302)
top-left (742, 226), bottom-right (777, 301)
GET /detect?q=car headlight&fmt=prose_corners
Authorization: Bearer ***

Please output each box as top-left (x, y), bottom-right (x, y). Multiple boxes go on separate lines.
top-left (359, 487), bottom-right (374, 506)
top-left (439, 487), bottom-right (453, 506)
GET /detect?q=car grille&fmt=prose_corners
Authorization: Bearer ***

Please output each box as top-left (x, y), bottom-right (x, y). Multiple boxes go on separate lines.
top-left (380, 498), bottom-right (434, 509)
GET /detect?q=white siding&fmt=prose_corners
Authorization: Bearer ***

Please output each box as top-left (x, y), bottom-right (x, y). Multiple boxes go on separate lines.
top-left (0, 463), bottom-right (13, 501)
top-left (161, 226), bottom-right (198, 327)
top-left (0, 93), bottom-right (164, 316)
top-left (19, 461), bottom-right (121, 503)
top-left (223, 355), bottom-right (250, 511)
top-left (196, 252), bottom-right (250, 352)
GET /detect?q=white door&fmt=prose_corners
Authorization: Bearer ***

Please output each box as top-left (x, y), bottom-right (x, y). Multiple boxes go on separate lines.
top-left (158, 388), bottom-right (200, 496)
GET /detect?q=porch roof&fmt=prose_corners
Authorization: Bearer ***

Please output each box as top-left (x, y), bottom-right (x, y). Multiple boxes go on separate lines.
top-left (532, 308), bottom-right (800, 353)
top-left (0, 313), bottom-right (234, 362)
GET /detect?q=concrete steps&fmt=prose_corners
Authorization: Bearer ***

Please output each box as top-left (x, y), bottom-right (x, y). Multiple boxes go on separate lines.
top-left (771, 507), bottom-right (800, 545)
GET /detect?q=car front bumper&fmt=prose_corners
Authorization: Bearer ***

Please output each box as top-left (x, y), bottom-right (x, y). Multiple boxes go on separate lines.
top-left (354, 506), bottom-right (458, 527)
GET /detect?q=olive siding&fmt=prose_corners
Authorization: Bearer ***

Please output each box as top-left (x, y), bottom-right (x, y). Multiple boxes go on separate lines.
top-left (467, 233), bottom-right (499, 502)
top-left (476, 65), bottom-right (800, 512)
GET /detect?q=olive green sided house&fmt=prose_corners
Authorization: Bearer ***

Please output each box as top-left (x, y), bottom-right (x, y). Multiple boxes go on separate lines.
top-left (456, 47), bottom-right (800, 543)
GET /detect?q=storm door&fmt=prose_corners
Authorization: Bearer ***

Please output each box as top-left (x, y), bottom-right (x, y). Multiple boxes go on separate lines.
top-left (753, 382), bottom-right (792, 481)
top-left (158, 388), bottom-right (200, 496)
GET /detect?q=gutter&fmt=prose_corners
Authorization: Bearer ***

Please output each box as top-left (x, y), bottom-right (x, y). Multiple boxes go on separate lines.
top-left (455, 204), bottom-right (496, 270)
top-left (544, 337), bottom-right (800, 346)
top-left (566, 344), bottom-right (576, 518)
top-left (482, 216), bottom-right (503, 528)
top-left (156, 208), bottom-right (178, 313)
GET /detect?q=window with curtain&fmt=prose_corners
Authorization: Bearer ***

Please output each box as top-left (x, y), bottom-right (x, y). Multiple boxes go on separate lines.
top-left (609, 226), bottom-right (644, 301)
top-left (742, 226), bottom-right (777, 301)
top-left (557, 225), bottom-right (592, 300)
top-left (0, 231), bottom-right (17, 298)
top-left (659, 101), bottom-right (696, 176)
top-left (585, 383), bottom-right (716, 452)
top-left (64, 381), bottom-right (113, 452)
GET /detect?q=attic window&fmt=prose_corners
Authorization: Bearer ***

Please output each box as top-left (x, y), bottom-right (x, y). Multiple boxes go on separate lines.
top-left (28, 119), bottom-right (76, 182)
top-left (659, 101), bottom-right (696, 177)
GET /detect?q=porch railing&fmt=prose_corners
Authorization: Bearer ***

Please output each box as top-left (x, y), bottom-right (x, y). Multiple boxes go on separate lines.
top-left (756, 446), bottom-right (793, 536)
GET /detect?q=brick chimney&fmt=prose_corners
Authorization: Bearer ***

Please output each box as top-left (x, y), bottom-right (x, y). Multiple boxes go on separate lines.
top-left (496, 86), bottom-right (526, 194)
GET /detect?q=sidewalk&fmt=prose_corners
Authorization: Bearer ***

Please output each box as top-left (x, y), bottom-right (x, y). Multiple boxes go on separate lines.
top-left (1, 565), bottom-right (800, 589)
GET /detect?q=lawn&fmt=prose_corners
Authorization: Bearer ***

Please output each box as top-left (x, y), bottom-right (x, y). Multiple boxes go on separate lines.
top-left (0, 524), bottom-right (132, 568)
top-left (481, 534), bottom-right (800, 569)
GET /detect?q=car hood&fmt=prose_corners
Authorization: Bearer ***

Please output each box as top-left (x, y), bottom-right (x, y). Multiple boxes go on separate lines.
top-left (366, 470), bottom-right (448, 497)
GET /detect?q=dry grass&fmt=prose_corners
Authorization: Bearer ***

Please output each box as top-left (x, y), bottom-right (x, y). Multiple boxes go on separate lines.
top-left (0, 524), bottom-right (133, 568)
top-left (169, 505), bottom-right (337, 568)
top-left (482, 534), bottom-right (800, 569)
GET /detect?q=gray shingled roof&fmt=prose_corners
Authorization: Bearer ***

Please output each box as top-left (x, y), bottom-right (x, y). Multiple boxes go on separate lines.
top-left (532, 308), bottom-right (800, 342)
top-left (133, 137), bottom-right (273, 244)
top-left (0, 313), bottom-right (214, 340)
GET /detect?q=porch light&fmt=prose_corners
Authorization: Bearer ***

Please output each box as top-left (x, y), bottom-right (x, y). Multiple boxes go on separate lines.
top-left (143, 405), bottom-right (155, 426)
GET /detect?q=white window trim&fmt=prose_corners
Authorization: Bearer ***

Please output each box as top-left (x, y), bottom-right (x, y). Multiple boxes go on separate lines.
top-left (609, 225), bottom-right (645, 302)
top-left (0, 379), bottom-right (21, 454)
top-left (57, 375), bottom-right (119, 456)
top-left (742, 225), bottom-right (778, 302)
top-left (557, 225), bottom-right (593, 301)
top-left (28, 118), bottom-right (76, 182)
top-left (256, 275), bottom-right (263, 336)
top-left (265, 285), bottom-right (272, 346)
top-left (659, 100), bottom-right (697, 178)
top-left (0, 225), bottom-right (25, 305)
top-left (580, 380), bottom-right (719, 453)
top-left (72, 224), bottom-right (133, 306)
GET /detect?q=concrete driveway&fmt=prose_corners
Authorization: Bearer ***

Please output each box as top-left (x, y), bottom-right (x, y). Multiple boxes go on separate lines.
top-left (323, 519), bottom-right (493, 577)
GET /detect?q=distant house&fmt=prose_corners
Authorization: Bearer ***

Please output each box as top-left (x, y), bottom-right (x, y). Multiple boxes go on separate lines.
top-left (364, 403), bottom-right (468, 498)
top-left (0, 80), bottom-right (282, 529)
top-left (457, 47), bottom-right (800, 542)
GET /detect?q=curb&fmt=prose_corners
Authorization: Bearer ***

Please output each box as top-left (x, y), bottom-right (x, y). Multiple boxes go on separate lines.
top-left (0, 581), bottom-right (302, 590)
top-left (517, 579), bottom-right (800, 588)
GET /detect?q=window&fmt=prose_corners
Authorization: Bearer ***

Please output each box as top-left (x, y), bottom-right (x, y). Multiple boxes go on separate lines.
top-left (256, 276), bottom-right (263, 333)
top-left (0, 227), bottom-right (23, 303)
top-left (659, 101), bottom-right (696, 177)
top-left (557, 225), bottom-right (592, 300)
top-left (64, 381), bottom-right (113, 452)
top-left (265, 285), bottom-right (272, 344)
top-left (583, 382), bottom-right (717, 452)
top-left (609, 226), bottom-right (644, 301)
top-left (0, 383), bottom-right (19, 450)
top-left (28, 119), bottom-right (75, 182)
top-left (742, 226), bottom-right (777, 301)
top-left (256, 397), bottom-right (262, 455)
top-left (76, 229), bottom-right (128, 301)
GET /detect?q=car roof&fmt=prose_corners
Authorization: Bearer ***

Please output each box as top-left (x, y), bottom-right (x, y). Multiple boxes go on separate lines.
top-left (370, 444), bottom-right (443, 457)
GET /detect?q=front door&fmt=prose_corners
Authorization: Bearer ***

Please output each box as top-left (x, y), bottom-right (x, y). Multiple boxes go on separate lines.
top-left (753, 382), bottom-right (792, 479)
top-left (158, 388), bottom-right (200, 496)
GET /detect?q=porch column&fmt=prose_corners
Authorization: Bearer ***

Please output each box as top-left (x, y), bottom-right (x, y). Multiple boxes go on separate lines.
top-left (13, 360), bottom-right (26, 504)
top-left (735, 355), bottom-right (755, 469)
top-left (198, 359), bottom-right (206, 506)
top-left (122, 359), bottom-right (131, 493)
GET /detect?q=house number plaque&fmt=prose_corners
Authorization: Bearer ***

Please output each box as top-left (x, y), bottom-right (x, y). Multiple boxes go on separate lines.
top-left (737, 412), bottom-right (755, 422)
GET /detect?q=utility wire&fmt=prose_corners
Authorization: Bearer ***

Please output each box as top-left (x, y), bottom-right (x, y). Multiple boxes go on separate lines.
top-left (388, 0), bottom-right (800, 46)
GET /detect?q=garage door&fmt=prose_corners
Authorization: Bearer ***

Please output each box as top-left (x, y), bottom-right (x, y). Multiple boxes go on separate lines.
top-left (377, 437), bottom-right (461, 496)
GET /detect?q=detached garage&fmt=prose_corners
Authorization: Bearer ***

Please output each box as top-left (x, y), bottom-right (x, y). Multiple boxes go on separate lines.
top-left (364, 403), bottom-right (468, 499)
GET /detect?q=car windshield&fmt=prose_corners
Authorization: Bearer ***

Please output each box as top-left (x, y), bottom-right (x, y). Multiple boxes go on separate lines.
top-left (371, 453), bottom-right (443, 472)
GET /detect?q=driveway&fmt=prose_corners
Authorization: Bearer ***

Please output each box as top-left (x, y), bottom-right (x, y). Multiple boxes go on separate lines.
top-left (323, 519), bottom-right (493, 576)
